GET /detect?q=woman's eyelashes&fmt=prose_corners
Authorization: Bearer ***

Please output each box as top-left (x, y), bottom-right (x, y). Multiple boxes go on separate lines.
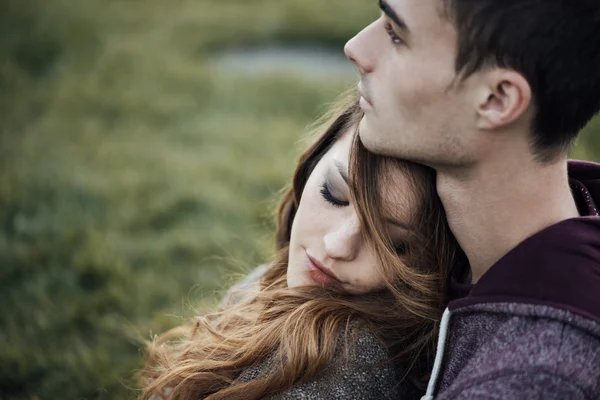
top-left (320, 181), bottom-right (349, 208)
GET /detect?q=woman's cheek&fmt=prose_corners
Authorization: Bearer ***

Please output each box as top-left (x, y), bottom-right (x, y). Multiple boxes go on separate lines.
top-left (302, 188), bottom-right (331, 229)
top-left (352, 255), bottom-right (386, 294)
top-left (294, 191), bottom-right (326, 244)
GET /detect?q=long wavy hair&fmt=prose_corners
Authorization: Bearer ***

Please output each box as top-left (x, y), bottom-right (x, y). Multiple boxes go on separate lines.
top-left (139, 94), bottom-right (462, 399)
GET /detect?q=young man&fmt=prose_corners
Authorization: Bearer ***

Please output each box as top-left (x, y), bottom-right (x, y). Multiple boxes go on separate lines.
top-left (345, 0), bottom-right (600, 399)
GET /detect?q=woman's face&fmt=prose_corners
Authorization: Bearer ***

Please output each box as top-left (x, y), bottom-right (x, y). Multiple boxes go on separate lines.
top-left (287, 128), bottom-right (416, 295)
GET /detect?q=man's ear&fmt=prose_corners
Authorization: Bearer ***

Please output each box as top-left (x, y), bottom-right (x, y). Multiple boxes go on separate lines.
top-left (475, 69), bottom-right (532, 130)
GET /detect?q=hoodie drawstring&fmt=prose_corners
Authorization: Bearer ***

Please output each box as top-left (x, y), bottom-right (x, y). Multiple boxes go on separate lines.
top-left (421, 308), bottom-right (452, 400)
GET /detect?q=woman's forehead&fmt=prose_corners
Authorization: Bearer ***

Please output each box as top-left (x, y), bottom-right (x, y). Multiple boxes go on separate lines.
top-left (329, 128), bottom-right (355, 160)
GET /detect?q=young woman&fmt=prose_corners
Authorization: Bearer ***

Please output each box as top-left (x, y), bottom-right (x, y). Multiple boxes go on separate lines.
top-left (139, 96), bottom-right (463, 399)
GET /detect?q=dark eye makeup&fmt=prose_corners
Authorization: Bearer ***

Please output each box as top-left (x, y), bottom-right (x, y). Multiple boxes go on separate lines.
top-left (319, 166), bottom-right (408, 256)
top-left (320, 181), bottom-right (349, 208)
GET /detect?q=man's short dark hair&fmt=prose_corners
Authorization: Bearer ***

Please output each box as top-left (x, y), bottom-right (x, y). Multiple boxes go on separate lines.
top-left (444, 0), bottom-right (600, 162)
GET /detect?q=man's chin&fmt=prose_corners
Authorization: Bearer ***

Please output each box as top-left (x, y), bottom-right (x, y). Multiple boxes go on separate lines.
top-left (358, 119), bottom-right (386, 155)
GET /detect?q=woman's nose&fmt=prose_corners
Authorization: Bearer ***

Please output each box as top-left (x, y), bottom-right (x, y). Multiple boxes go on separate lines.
top-left (323, 214), bottom-right (361, 261)
top-left (344, 21), bottom-right (378, 75)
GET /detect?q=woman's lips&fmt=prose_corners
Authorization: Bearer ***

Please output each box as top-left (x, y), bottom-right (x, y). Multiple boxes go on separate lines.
top-left (305, 252), bottom-right (341, 286)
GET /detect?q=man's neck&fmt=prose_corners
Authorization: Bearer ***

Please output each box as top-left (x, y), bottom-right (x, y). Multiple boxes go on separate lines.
top-left (437, 148), bottom-right (580, 284)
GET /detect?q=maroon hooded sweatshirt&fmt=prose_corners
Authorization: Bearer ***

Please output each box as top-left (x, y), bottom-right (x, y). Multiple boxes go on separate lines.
top-left (421, 160), bottom-right (600, 400)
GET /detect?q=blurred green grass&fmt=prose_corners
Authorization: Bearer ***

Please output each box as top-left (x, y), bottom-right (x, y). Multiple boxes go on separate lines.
top-left (0, 0), bottom-right (598, 398)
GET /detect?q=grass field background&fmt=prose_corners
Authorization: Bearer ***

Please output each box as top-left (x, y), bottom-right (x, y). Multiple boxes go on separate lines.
top-left (1, 1), bottom-right (599, 398)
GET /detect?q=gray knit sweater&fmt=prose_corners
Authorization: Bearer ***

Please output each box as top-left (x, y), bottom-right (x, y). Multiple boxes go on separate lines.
top-left (223, 267), bottom-right (413, 400)
top-left (236, 326), bottom-right (403, 399)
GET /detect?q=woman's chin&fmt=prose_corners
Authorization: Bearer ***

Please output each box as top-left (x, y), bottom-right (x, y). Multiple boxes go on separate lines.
top-left (286, 272), bottom-right (309, 289)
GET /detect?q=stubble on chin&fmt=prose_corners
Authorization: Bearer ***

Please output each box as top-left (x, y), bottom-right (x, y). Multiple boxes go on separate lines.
top-left (358, 118), bottom-right (398, 158)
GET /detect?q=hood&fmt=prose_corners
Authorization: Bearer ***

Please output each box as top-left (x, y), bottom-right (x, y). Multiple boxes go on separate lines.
top-left (422, 160), bottom-right (600, 400)
top-left (569, 160), bottom-right (600, 215)
top-left (448, 159), bottom-right (600, 325)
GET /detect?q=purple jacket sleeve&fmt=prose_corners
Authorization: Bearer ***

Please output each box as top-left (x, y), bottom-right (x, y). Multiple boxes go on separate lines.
top-left (437, 371), bottom-right (587, 400)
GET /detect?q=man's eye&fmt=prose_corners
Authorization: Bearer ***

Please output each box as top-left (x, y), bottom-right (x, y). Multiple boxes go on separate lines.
top-left (320, 182), bottom-right (349, 208)
top-left (384, 22), bottom-right (403, 45)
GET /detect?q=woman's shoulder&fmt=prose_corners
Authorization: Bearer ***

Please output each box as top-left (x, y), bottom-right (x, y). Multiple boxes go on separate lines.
top-left (342, 322), bottom-right (390, 365)
top-left (221, 264), bottom-right (270, 306)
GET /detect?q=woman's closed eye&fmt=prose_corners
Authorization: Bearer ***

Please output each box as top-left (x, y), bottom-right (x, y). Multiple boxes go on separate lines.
top-left (320, 181), bottom-right (349, 208)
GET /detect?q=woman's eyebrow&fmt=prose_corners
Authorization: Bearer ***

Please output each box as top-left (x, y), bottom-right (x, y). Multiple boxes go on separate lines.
top-left (333, 158), bottom-right (412, 230)
top-left (385, 217), bottom-right (412, 231)
top-left (334, 160), bottom-right (349, 184)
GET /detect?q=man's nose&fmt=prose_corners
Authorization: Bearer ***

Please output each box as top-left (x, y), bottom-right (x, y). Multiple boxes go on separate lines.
top-left (344, 21), bottom-right (379, 75)
top-left (323, 214), bottom-right (361, 261)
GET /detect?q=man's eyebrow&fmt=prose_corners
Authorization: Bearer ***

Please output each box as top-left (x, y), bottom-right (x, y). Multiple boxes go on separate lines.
top-left (334, 160), bottom-right (349, 184)
top-left (378, 0), bottom-right (410, 36)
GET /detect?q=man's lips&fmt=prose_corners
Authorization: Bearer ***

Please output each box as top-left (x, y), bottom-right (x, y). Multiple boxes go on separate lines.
top-left (358, 83), bottom-right (373, 107)
top-left (306, 253), bottom-right (342, 284)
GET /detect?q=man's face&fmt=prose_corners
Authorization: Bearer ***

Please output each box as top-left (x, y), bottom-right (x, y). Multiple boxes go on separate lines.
top-left (345, 0), bottom-right (478, 167)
